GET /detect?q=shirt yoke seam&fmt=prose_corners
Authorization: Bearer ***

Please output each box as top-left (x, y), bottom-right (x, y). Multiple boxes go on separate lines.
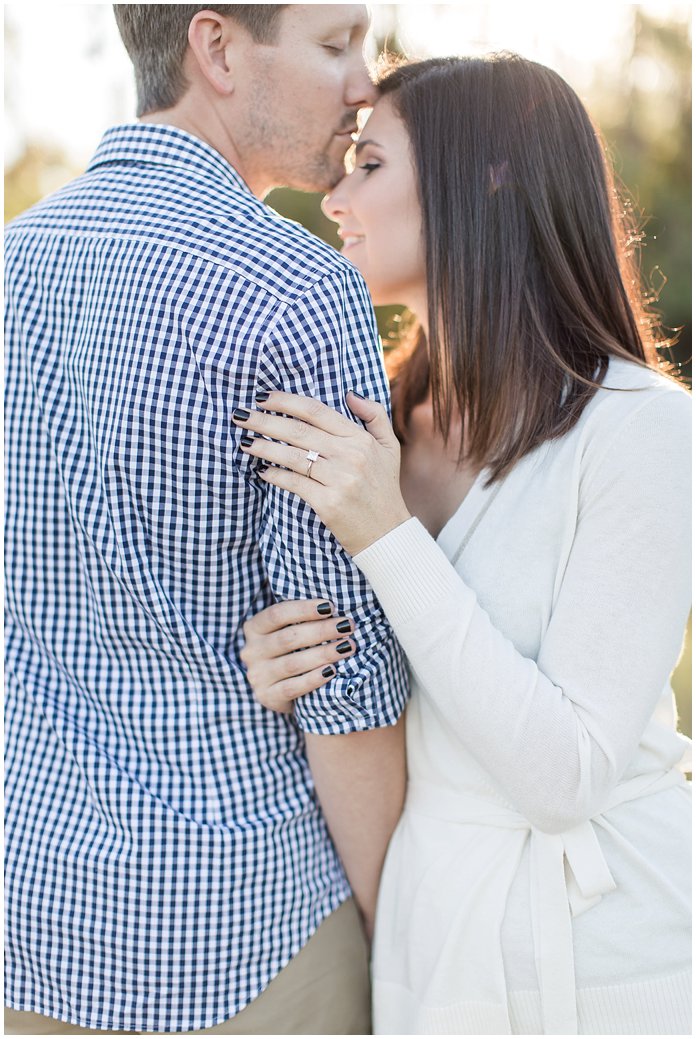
top-left (6, 225), bottom-right (354, 308)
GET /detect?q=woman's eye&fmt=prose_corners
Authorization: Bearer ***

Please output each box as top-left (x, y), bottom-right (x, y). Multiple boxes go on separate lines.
top-left (323, 44), bottom-right (346, 54)
top-left (359, 163), bottom-right (381, 175)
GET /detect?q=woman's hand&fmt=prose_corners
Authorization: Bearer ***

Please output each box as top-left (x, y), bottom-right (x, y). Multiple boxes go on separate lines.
top-left (232, 390), bottom-right (412, 556)
top-left (241, 599), bottom-right (357, 713)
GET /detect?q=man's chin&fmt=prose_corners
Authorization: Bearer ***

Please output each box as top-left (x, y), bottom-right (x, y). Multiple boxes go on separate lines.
top-left (324, 167), bottom-right (347, 192)
top-left (286, 155), bottom-right (345, 195)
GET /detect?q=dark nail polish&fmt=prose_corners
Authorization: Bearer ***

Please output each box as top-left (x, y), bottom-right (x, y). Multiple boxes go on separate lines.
top-left (316, 602), bottom-right (333, 616)
top-left (258, 464), bottom-right (268, 473)
top-left (232, 408), bottom-right (250, 422)
top-left (350, 390), bottom-right (366, 399)
top-left (336, 619), bottom-right (352, 634)
top-left (240, 435), bottom-right (254, 448)
top-left (255, 392), bottom-right (271, 403)
top-left (336, 640), bottom-right (352, 654)
top-left (322, 666), bottom-right (335, 679)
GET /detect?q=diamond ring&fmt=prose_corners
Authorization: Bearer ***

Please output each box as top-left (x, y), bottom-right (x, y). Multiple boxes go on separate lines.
top-left (305, 450), bottom-right (320, 479)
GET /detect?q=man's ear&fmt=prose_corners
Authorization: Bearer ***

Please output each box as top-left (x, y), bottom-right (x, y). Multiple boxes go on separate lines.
top-left (187, 10), bottom-right (238, 96)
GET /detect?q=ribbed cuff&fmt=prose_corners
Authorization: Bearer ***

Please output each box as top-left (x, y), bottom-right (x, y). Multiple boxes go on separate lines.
top-left (353, 517), bottom-right (474, 628)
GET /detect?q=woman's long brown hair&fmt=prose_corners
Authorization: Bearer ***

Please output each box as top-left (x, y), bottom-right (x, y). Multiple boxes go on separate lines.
top-left (380, 54), bottom-right (676, 483)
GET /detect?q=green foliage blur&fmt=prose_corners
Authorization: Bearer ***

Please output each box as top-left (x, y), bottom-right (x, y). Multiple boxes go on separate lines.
top-left (594, 10), bottom-right (692, 381)
top-left (4, 7), bottom-right (691, 733)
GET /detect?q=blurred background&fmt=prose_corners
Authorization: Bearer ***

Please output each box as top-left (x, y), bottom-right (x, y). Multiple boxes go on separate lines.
top-left (4, 2), bottom-right (691, 735)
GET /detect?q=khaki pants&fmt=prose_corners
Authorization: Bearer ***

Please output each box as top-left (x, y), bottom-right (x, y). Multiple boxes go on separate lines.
top-left (4, 899), bottom-right (371, 1035)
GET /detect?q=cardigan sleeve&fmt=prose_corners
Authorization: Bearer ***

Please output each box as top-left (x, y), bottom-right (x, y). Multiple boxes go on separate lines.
top-left (354, 388), bottom-right (692, 833)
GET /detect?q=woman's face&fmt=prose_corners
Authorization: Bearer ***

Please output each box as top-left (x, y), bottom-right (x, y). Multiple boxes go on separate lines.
top-left (322, 97), bottom-right (426, 312)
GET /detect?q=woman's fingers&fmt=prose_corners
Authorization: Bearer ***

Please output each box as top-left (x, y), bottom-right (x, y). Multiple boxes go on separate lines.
top-left (240, 436), bottom-right (330, 485)
top-left (266, 636), bottom-right (356, 684)
top-left (257, 391), bottom-right (357, 437)
top-left (232, 408), bottom-right (334, 458)
top-left (243, 599), bottom-right (334, 637)
top-left (232, 391), bottom-right (367, 454)
top-left (249, 637), bottom-right (357, 714)
top-left (346, 392), bottom-right (396, 447)
top-left (257, 660), bottom-right (351, 714)
top-left (264, 616), bottom-right (354, 659)
top-left (241, 600), bottom-right (358, 715)
top-left (256, 462), bottom-right (320, 504)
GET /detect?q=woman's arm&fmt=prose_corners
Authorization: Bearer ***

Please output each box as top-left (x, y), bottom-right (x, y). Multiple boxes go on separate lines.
top-left (235, 386), bottom-right (691, 833)
top-left (242, 600), bottom-right (406, 937)
top-left (353, 390), bottom-right (691, 832)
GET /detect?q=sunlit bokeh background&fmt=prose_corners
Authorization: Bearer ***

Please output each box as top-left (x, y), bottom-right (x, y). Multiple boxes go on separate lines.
top-left (4, 3), bottom-right (691, 735)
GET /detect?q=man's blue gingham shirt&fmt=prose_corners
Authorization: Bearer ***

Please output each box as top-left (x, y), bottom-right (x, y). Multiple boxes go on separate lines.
top-left (5, 124), bottom-right (409, 1033)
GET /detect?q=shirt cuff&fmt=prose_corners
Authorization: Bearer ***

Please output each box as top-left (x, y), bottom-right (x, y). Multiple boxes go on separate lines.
top-left (353, 517), bottom-right (475, 627)
top-left (292, 631), bottom-right (409, 736)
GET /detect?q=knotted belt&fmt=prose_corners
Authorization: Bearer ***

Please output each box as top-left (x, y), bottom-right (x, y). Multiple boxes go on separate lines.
top-left (405, 768), bottom-right (685, 1034)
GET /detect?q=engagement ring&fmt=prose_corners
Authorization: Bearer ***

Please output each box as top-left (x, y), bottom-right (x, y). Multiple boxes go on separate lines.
top-left (305, 450), bottom-right (320, 478)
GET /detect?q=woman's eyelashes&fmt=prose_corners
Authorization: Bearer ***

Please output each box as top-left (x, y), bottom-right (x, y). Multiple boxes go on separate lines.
top-left (359, 162), bottom-right (381, 175)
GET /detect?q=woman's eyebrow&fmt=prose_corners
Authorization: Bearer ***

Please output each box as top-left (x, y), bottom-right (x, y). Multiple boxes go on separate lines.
top-left (354, 139), bottom-right (382, 156)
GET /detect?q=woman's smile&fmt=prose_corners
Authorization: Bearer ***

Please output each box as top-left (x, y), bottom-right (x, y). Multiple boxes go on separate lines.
top-left (338, 230), bottom-right (366, 250)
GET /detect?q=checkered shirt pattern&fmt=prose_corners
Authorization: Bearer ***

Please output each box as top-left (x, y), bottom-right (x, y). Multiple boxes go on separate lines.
top-left (5, 123), bottom-right (409, 1033)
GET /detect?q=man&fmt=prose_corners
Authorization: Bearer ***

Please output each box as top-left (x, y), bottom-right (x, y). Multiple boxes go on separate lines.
top-left (4, 6), bottom-right (409, 1034)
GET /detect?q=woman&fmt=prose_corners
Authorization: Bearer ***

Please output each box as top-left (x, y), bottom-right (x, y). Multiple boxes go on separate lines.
top-left (233, 55), bottom-right (691, 1034)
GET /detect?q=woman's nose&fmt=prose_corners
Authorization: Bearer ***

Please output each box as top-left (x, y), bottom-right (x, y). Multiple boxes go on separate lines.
top-left (321, 183), bottom-right (347, 222)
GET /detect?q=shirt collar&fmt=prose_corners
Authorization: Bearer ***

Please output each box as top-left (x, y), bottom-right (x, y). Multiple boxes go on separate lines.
top-left (87, 122), bottom-right (253, 198)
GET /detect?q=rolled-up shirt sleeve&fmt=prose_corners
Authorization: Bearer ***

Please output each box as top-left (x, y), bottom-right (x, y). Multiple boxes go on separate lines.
top-left (252, 263), bottom-right (410, 734)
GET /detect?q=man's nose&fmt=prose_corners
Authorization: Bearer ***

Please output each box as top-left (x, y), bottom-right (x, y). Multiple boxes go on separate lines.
top-left (346, 62), bottom-right (378, 110)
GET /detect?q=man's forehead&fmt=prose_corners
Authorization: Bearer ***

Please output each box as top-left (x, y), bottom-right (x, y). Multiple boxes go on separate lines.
top-left (284, 4), bottom-right (371, 36)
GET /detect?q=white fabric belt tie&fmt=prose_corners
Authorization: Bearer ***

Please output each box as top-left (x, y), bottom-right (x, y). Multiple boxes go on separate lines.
top-left (405, 769), bottom-right (685, 1034)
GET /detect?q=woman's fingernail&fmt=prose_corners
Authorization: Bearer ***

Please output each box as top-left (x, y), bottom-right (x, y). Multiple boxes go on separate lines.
top-left (240, 435), bottom-right (254, 448)
top-left (322, 666), bottom-right (336, 679)
top-left (317, 602), bottom-right (333, 616)
top-left (336, 619), bottom-right (352, 634)
top-left (336, 640), bottom-right (353, 654)
top-left (256, 392), bottom-right (271, 403)
top-left (232, 408), bottom-right (250, 422)
top-left (350, 390), bottom-right (366, 399)
top-left (258, 465), bottom-right (268, 474)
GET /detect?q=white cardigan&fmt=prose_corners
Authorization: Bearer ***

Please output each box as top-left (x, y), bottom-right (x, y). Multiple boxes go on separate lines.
top-left (354, 358), bottom-right (691, 1035)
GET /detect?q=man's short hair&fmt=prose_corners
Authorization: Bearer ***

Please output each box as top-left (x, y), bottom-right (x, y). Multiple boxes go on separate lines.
top-left (113, 5), bottom-right (287, 116)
